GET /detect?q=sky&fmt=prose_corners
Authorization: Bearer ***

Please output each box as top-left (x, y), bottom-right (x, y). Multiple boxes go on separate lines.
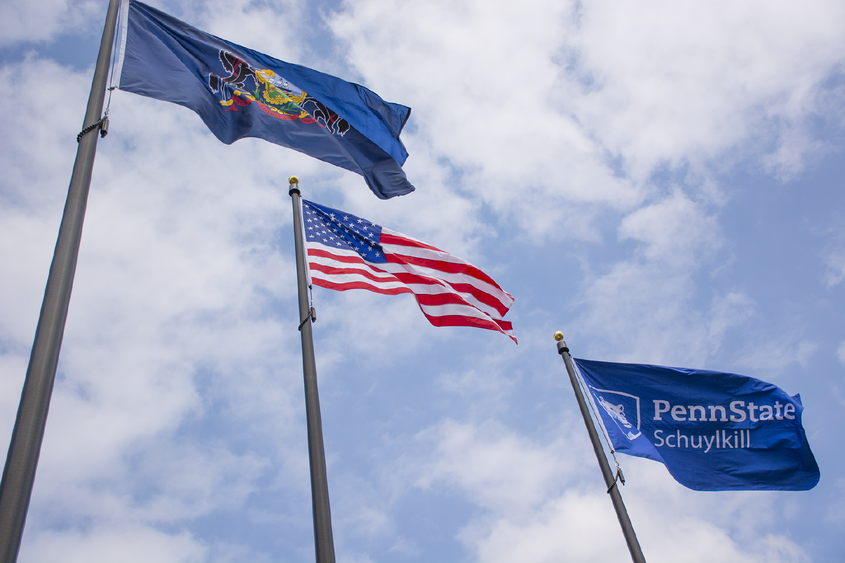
top-left (1, 0), bottom-right (844, 561)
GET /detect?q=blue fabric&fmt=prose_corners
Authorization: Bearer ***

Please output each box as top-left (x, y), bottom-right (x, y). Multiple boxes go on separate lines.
top-left (574, 358), bottom-right (820, 491)
top-left (119, 1), bottom-right (414, 199)
top-left (303, 199), bottom-right (386, 263)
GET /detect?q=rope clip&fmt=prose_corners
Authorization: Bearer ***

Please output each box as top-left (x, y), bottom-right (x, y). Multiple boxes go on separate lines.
top-left (298, 306), bottom-right (316, 331)
top-left (76, 113), bottom-right (109, 143)
top-left (607, 463), bottom-right (626, 494)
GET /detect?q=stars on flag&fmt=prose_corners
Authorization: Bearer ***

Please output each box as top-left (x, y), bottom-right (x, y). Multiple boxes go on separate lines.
top-left (302, 200), bottom-right (386, 263)
top-left (301, 198), bottom-right (517, 343)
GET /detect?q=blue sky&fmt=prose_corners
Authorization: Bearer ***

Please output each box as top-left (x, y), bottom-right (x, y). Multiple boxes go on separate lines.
top-left (1, 1), bottom-right (844, 562)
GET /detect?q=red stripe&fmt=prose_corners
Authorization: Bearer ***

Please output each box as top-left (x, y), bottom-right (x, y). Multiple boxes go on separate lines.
top-left (380, 231), bottom-right (444, 253)
top-left (313, 277), bottom-right (516, 342)
top-left (307, 248), bottom-right (369, 265)
top-left (309, 249), bottom-right (511, 317)
top-left (312, 258), bottom-right (510, 319)
top-left (306, 226), bottom-right (516, 343)
top-left (390, 272), bottom-right (511, 317)
top-left (308, 249), bottom-right (509, 314)
top-left (416, 311), bottom-right (517, 344)
top-left (307, 244), bottom-right (510, 307)
top-left (312, 278), bottom-right (413, 296)
top-left (384, 252), bottom-right (506, 294)
top-left (310, 263), bottom-right (395, 285)
top-left (413, 290), bottom-right (497, 311)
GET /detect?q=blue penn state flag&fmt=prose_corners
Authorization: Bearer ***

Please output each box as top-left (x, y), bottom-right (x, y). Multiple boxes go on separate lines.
top-left (574, 359), bottom-right (820, 491)
top-left (115, 0), bottom-right (414, 199)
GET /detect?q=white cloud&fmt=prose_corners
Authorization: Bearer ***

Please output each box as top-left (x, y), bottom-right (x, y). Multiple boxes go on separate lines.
top-left (1, 52), bottom-right (314, 561)
top-left (576, 191), bottom-right (746, 364)
top-left (461, 490), bottom-right (629, 563)
top-left (2, 1), bottom-right (844, 561)
top-left (563, 0), bottom-right (845, 181)
top-left (618, 189), bottom-right (722, 266)
top-left (734, 334), bottom-right (818, 377)
top-left (408, 421), bottom-right (811, 563)
top-left (188, 0), bottom-right (305, 63)
top-left (0, 58), bottom-right (92, 352)
top-left (328, 0), bottom-right (639, 240)
top-left (411, 420), bottom-right (574, 515)
top-left (461, 491), bottom-right (805, 563)
top-left (23, 523), bottom-right (206, 563)
top-left (823, 236), bottom-right (845, 288)
top-left (707, 291), bottom-right (755, 348)
top-left (0, 0), bottom-right (101, 47)
top-left (328, 0), bottom-right (845, 242)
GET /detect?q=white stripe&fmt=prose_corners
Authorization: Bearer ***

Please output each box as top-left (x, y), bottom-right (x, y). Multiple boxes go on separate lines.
top-left (381, 242), bottom-right (467, 265)
top-left (308, 255), bottom-right (397, 282)
top-left (418, 305), bottom-right (480, 322)
top-left (375, 261), bottom-right (513, 310)
top-left (299, 198), bottom-right (313, 289)
top-left (308, 246), bottom-right (510, 318)
top-left (419, 302), bottom-right (516, 338)
top-left (402, 281), bottom-right (506, 320)
top-left (418, 303), bottom-right (516, 338)
top-left (112, 0), bottom-right (131, 88)
top-left (418, 301), bottom-right (503, 320)
top-left (377, 260), bottom-right (512, 298)
top-left (311, 271), bottom-right (408, 291)
top-left (306, 224), bottom-right (515, 340)
top-left (375, 242), bottom-right (511, 297)
top-left (382, 228), bottom-right (496, 268)
top-left (305, 244), bottom-right (357, 255)
top-left (308, 235), bottom-right (502, 294)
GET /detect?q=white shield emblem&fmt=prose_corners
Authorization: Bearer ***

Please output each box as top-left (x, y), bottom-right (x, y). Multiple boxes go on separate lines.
top-left (590, 386), bottom-right (642, 441)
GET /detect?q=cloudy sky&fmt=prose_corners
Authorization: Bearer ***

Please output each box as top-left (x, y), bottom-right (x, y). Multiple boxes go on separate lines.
top-left (1, 0), bottom-right (844, 561)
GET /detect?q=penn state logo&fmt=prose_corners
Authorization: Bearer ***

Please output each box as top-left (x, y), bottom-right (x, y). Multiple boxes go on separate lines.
top-left (591, 386), bottom-right (642, 441)
top-left (208, 51), bottom-right (350, 135)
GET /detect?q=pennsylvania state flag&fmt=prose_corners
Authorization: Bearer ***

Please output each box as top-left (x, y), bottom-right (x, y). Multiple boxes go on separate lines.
top-left (116, 0), bottom-right (414, 199)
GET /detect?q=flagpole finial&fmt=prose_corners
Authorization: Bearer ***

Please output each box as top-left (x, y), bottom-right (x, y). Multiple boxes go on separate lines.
top-left (554, 331), bottom-right (568, 354)
top-left (289, 175), bottom-right (300, 196)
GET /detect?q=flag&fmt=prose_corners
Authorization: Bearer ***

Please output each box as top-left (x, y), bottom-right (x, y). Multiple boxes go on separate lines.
top-left (302, 199), bottom-right (517, 343)
top-left (573, 358), bottom-right (820, 491)
top-left (115, 0), bottom-right (414, 199)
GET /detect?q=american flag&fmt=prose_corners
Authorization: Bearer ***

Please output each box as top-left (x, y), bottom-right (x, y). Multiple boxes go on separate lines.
top-left (302, 199), bottom-right (517, 343)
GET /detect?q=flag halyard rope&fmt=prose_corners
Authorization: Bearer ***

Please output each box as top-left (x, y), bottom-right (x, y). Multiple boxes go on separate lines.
top-left (574, 359), bottom-right (628, 493)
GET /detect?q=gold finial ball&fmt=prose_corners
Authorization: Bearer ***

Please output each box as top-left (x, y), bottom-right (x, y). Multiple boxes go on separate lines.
top-left (553, 331), bottom-right (564, 342)
top-left (289, 175), bottom-right (299, 185)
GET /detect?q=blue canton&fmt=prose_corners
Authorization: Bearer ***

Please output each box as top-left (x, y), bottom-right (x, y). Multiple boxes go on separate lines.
top-left (302, 200), bottom-right (387, 263)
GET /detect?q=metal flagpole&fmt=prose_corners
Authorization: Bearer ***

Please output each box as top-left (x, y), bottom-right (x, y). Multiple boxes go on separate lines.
top-left (0, 1), bottom-right (120, 561)
top-left (288, 176), bottom-right (336, 563)
top-left (554, 332), bottom-right (647, 563)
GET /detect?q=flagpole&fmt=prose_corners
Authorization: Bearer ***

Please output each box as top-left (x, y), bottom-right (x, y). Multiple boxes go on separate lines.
top-left (288, 177), bottom-right (336, 563)
top-left (554, 333), bottom-right (646, 563)
top-left (0, 1), bottom-right (120, 561)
